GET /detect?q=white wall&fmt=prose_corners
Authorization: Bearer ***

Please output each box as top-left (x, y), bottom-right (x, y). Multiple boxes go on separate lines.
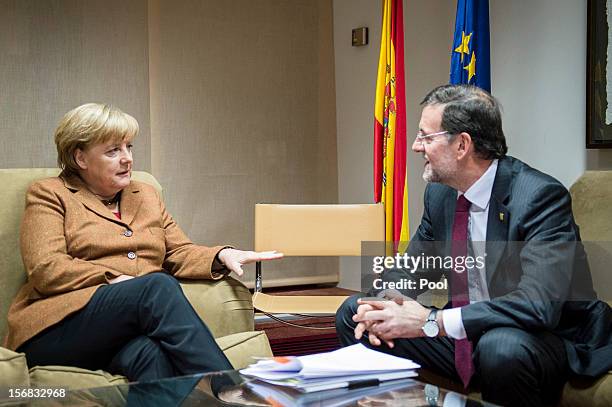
top-left (334, 0), bottom-right (454, 290)
top-left (334, 0), bottom-right (380, 207)
top-left (490, 0), bottom-right (587, 187)
top-left (491, 0), bottom-right (612, 180)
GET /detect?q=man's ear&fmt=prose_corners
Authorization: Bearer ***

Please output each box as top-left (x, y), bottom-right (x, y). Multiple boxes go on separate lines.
top-left (457, 132), bottom-right (472, 159)
top-left (74, 148), bottom-right (87, 170)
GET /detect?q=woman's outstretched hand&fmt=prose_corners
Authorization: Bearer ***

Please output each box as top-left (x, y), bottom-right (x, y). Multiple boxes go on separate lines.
top-left (217, 248), bottom-right (283, 276)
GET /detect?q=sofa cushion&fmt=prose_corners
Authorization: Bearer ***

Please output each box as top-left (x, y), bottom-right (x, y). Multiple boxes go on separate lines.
top-left (29, 365), bottom-right (128, 389)
top-left (570, 172), bottom-right (612, 300)
top-left (560, 373), bottom-right (612, 407)
top-left (0, 346), bottom-right (30, 386)
top-left (216, 331), bottom-right (273, 370)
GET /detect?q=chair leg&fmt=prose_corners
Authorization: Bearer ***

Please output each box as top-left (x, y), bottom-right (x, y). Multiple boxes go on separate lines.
top-left (255, 261), bottom-right (262, 292)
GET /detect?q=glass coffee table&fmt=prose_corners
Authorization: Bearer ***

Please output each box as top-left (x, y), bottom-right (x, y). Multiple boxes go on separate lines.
top-left (12, 371), bottom-right (498, 406)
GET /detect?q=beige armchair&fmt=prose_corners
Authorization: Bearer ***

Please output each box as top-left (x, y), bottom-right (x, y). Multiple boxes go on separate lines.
top-left (562, 171), bottom-right (612, 406)
top-left (0, 169), bottom-right (272, 389)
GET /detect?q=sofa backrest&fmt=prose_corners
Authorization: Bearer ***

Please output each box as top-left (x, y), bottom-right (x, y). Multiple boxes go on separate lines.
top-left (570, 171), bottom-right (612, 302)
top-left (0, 169), bottom-right (162, 341)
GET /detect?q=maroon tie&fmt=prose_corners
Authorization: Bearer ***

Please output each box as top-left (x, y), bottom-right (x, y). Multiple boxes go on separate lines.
top-left (451, 194), bottom-right (475, 388)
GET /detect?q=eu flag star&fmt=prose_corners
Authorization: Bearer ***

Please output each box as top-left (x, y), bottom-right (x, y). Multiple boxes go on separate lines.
top-left (463, 51), bottom-right (476, 82)
top-left (454, 31), bottom-right (472, 62)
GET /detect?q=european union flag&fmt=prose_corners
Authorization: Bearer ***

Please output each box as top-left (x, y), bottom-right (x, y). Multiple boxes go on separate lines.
top-left (450, 0), bottom-right (490, 92)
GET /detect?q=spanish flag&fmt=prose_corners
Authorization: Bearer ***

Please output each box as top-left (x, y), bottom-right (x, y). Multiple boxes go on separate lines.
top-left (374, 0), bottom-right (409, 249)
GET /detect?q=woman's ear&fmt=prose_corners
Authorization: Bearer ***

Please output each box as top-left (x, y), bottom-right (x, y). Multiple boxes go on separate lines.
top-left (74, 148), bottom-right (87, 170)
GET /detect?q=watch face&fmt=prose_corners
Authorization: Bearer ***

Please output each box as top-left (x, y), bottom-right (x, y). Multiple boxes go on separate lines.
top-left (424, 384), bottom-right (439, 406)
top-left (423, 320), bottom-right (439, 337)
top-left (424, 384), bottom-right (439, 398)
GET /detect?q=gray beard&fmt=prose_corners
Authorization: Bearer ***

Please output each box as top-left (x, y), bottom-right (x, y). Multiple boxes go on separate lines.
top-left (422, 164), bottom-right (441, 183)
top-left (422, 163), bottom-right (454, 184)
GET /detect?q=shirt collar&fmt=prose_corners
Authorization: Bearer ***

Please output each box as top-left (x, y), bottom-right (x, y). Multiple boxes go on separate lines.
top-left (460, 159), bottom-right (498, 211)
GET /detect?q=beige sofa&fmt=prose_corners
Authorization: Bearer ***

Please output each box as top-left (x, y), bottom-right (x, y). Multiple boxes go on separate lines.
top-left (563, 171), bottom-right (612, 407)
top-left (0, 169), bottom-right (272, 389)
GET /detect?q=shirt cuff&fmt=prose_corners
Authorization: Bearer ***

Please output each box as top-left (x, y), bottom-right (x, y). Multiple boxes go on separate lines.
top-left (443, 390), bottom-right (467, 407)
top-left (212, 246), bottom-right (234, 272)
top-left (442, 308), bottom-right (467, 340)
top-left (104, 270), bottom-right (122, 283)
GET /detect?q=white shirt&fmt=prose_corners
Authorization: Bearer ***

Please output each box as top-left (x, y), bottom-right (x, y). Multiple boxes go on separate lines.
top-left (442, 159), bottom-right (498, 340)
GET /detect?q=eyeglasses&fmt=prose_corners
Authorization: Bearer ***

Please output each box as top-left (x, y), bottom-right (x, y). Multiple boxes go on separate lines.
top-left (414, 130), bottom-right (450, 146)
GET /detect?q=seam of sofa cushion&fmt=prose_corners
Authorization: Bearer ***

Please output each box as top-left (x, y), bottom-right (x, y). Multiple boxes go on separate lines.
top-left (220, 332), bottom-right (266, 351)
top-left (222, 303), bottom-right (253, 309)
top-left (29, 365), bottom-right (125, 380)
top-left (0, 354), bottom-right (26, 363)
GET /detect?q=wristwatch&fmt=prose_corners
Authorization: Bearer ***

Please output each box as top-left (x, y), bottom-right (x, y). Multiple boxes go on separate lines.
top-left (424, 384), bottom-right (440, 406)
top-left (423, 384), bottom-right (440, 406)
top-left (422, 309), bottom-right (440, 337)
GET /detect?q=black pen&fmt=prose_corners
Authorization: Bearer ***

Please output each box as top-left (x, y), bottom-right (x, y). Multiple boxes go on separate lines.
top-left (347, 378), bottom-right (381, 390)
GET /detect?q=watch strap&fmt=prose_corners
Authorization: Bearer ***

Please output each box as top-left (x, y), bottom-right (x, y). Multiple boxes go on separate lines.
top-left (427, 309), bottom-right (438, 322)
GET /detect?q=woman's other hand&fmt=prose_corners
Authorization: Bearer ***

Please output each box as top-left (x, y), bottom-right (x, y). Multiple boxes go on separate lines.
top-left (217, 249), bottom-right (283, 277)
top-left (109, 275), bottom-right (135, 284)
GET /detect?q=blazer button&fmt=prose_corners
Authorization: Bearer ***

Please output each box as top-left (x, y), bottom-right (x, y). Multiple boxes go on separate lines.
top-left (127, 251), bottom-right (137, 260)
top-left (124, 230), bottom-right (133, 237)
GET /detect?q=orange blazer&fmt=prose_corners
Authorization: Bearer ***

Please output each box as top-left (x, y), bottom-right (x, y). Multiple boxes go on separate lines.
top-left (4, 172), bottom-right (227, 350)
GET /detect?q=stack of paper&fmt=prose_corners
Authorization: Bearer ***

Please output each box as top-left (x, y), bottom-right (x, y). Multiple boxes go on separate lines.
top-left (240, 343), bottom-right (419, 393)
top-left (245, 378), bottom-right (417, 407)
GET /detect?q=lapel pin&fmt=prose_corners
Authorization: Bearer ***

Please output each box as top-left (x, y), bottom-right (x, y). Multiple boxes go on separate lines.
top-left (499, 212), bottom-right (505, 222)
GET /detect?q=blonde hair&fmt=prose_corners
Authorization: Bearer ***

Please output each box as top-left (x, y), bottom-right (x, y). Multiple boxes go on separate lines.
top-left (54, 103), bottom-right (139, 174)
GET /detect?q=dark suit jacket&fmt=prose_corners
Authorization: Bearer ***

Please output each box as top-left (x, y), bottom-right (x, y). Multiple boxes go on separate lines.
top-left (384, 156), bottom-right (611, 377)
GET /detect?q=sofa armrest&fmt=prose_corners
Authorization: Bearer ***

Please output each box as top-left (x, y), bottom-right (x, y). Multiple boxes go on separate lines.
top-left (216, 331), bottom-right (273, 370)
top-left (179, 277), bottom-right (254, 338)
top-left (0, 346), bottom-right (30, 386)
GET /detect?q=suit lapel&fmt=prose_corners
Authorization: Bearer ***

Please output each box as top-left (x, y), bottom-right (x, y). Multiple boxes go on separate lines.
top-left (118, 183), bottom-right (142, 226)
top-left (485, 158), bottom-right (512, 285)
top-left (444, 189), bottom-right (456, 242)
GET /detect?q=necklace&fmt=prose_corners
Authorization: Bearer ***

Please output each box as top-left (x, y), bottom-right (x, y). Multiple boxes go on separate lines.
top-left (98, 193), bottom-right (121, 207)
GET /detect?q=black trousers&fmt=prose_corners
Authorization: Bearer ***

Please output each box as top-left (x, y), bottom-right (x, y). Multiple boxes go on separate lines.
top-left (336, 294), bottom-right (568, 407)
top-left (19, 273), bottom-right (232, 382)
